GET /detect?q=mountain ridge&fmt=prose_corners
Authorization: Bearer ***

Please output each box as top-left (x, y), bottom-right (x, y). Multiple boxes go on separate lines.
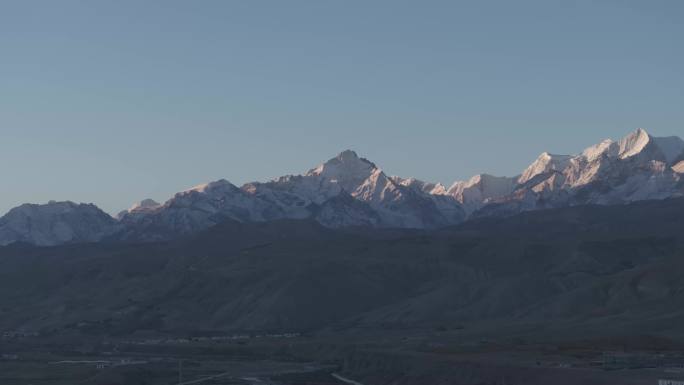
top-left (3, 196), bottom-right (684, 334)
top-left (2, 128), bottom-right (683, 245)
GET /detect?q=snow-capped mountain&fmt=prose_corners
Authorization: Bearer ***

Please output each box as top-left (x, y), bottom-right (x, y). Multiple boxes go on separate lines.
top-left (0, 201), bottom-right (119, 246)
top-left (472, 128), bottom-right (684, 217)
top-left (116, 198), bottom-right (161, 220)
top-left (112, 128), bottom-right (684, 240)
top-left (1, 128), bottom-right (683, 246)
top-left (118, 150), bottom-right (466, 240)
top-left (117, 180), bottom-right (279, 241)
top-left (446, 174), bottom-right (518, 214)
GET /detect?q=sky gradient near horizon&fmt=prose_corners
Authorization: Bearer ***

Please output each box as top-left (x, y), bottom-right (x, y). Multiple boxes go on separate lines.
top-left (1, 0), bottom-right (683, 215)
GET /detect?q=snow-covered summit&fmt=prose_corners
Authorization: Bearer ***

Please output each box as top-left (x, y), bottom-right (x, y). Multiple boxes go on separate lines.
top-left (393, 177), bottom-right (448, 195)
top-left (4, 128), bottom-right (684, 245)
top-left (472, 128), bottom-right (684, 218)
top-left (576, 129), bottom-right (684, 164)
top-left (581, 139), bottom-right (616, 161)
top-left (305, 150), bottom-right (378, 192)
top-left (116, 198), bottom-right (162, 220)
top-left (446, 174), bottom-right (517, 214)
top-left (618, 127), bottom-right (651, 159)
top-left (117, 129), bottom-right (684, 239)
top-left (518, 152), bottom-right (573, 185)
top-left (130, 198), bottom-right (161, 211)
top-left (117, 149), bottom-right (465, 240)
top-left (182, 179), bottom-right (237, 194)
top-left (0, 201), bottom-right (119, 246)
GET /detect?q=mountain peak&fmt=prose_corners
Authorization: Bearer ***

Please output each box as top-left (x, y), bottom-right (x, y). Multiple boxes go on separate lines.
top-left (618, 128), bottom-right (651, 159)
top-left (184, 179), bottom-right (237, 194)
top-left (130, 198), bottom-right (161, 211)
top-left (581, 138), bottom-right (615, 161)
top-left (336, 149), bottom-right (361, 161)
top-left (466, 173), bottom-right (510, 186)
top-left (0, 201), bottom-right (117, 246)
top-left (328, 149), bottom-right (377, 169)
top-left (518, 152), bottom-right (572, 184)
top-left (394, 177), bottom-right (448, 195)
top-left (614, 128), bottom-right (684, 164)
top-left (447, 174), bottom-right (517, 213)
top-left (634, 127), bottom-right (649, 136)
top-left (306, 150), bottom-right (377, 180)
top-left (11, 200), bottom-right (87, 215)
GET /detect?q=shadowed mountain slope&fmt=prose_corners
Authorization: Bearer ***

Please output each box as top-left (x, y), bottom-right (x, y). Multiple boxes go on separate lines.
top-left (1, 198), bottom-right (684, 339)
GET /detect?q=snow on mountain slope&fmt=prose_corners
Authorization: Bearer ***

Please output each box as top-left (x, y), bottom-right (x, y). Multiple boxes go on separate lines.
top-left (0, 201), bottom-right (119, 246)
top-left (246, 150), bottom-right (464, 228)
top-left (393, 177), bottom-right (448, 195)
top-left (131, 198), bottom-right (161, 211)
top-left (118, 150), bottom-right (465, 240)
top-left (117, 179), bottom-right (281, 241)
top-left (238, 150), bottom-right (375, 219)
top-left (446, 174), bottom-right (517, 214)
top-left (581, 139), bottom-right (617, 162)
top-left (672, 161), bottom-right (684, 174)
top-left (473, 128), bottom-right (684, 218)
top-left (518, 152), bottom-right (573, 185)
top-left (118, 128), bottom-right (683, 239)
top-left (311, 192), bottom-right (382, 227)
top-left (391, 177), bottom-right (465, 224)
top-left (116, 198), bottom-right (161, 220)
top-left (618, 127), bottom-right (651, 159)
top-left (350, 167), bottom-right (461, 228)
top-left (305, 149), bottom-right (377, 193)
top-left (3, 128), bottom-right (682, 245)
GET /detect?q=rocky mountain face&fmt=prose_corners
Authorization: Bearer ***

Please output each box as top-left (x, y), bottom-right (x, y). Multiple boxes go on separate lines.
top-left (471, 128), bottom-right (684, 217)
top-left (446, 174), bottom-right (518, 215)
top-left (4, 197), bottom-right (684, 334)
top-left (1, 128), bottom-right (683, 245)
top-left (116, 198), bottom-right (161, 220)
top-left (0, 201), bottom-right (119, 246)
top-left (117, 150), bottom-right (466, 240)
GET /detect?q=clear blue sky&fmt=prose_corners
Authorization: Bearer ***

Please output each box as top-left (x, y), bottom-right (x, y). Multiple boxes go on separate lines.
top-left (1, 0), bottom-right (682, 215)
